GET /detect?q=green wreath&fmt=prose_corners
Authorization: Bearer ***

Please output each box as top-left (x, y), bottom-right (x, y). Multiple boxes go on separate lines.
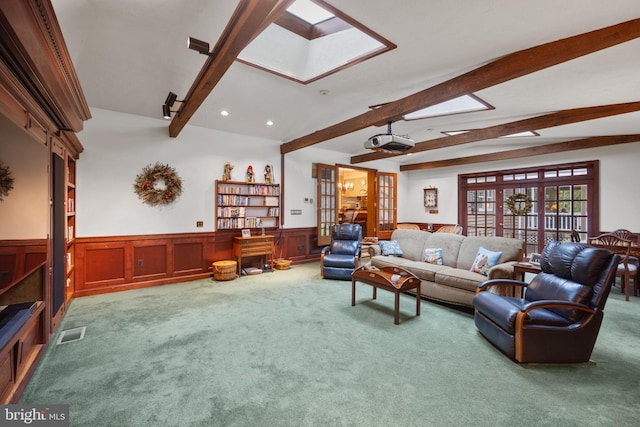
top-left (0, 162), bottom-right (15, 202)
top-left (134, 162), bottom-right (183, 206)
top-left (506, 193), bottom-right (532, 216)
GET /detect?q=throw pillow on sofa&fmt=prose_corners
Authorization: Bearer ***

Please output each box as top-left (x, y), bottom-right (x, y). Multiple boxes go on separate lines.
top-left (423, 248), bottom-right (443, 265)
top-left (470, 246), bottom-right (502, 276)
top-left (379, 240), bottom-right (403, 256)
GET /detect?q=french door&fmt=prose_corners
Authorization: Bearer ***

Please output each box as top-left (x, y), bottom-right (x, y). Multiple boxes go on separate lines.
top-left (461, 161), bottom-right (599, 255)
top-left (316, 164), bottom-right (397, 245)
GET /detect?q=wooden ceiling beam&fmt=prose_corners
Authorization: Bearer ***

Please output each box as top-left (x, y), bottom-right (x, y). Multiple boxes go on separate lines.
top-left (400, 134), bottom-right (640, 171)
top-left (168, 0), bottom-right (293, 138)
top-left (280, 17), bottom-right (640, 155)
top-left (351, 101), bottom-right (640, 163)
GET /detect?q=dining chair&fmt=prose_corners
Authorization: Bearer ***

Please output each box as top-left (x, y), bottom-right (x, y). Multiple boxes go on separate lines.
top-left (396, 223), bottom-right (420, 230)
top-left (588, 233), bottom-right (637, 299)
top-left (611, 229), bottom-right (639, 296)
top-left (435, 224), bottom-right (463, 234)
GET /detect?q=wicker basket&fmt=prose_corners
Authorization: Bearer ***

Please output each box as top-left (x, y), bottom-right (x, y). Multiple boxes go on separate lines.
top-left (274, 259), bottom-right (292, 270)
top-left (212, 260), bottom-right (237, 281)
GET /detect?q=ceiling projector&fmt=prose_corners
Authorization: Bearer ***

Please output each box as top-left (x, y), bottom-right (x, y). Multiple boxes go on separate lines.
top-left (364, 133), bottom-right (415, 152)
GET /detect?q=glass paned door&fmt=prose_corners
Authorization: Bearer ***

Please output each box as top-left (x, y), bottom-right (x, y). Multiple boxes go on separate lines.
top-left (543, 184), bottom-right (589, 244)
top-left (316, 163), bottom-right (337, 247)
top-left (502, 186), bottom-right (538, 255)
top-left (377, 172), bottom-right (396, 240)
top-left (460, 162), bottom-right (597, 256)
top-left (466, 188), bottom-right (497, 237)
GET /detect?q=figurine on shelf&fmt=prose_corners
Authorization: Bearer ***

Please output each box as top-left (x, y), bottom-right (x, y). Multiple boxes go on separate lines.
top-left (222, 162), bottom-right (234, 182)
top-left (264, 164), bottom-right (272, 184)
top-left (246, 165), bottom-right (255, 182)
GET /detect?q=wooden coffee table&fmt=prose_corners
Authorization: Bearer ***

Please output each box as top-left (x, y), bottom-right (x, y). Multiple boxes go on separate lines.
top-left (351, 266), bottom-right (421, 325)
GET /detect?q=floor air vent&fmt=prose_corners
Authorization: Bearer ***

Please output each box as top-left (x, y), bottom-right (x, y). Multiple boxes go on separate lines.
top-left (56, 326), bottom-right (86, 345)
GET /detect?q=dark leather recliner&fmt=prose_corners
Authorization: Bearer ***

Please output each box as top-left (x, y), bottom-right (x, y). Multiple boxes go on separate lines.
top-left (320, 224), bottom-right (362, 280)
top-left (473, 241), bottom-right (619, 363)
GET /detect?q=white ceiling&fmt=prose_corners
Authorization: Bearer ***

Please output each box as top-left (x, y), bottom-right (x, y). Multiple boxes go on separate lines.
top-left (51, 0), bottom-right (640, 166)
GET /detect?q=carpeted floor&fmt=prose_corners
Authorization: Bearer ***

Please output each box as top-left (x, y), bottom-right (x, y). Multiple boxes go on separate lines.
top-left (21, 263), bottom-right (640, 426)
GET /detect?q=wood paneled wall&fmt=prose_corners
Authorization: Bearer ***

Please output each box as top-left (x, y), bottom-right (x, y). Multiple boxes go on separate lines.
top-left (0, 240), bottom-right (48, 289)
top-left (74, 227), bottom-right (320, 297)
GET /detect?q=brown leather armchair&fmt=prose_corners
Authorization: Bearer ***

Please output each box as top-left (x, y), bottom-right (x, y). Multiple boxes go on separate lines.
top-left (473, 241), bottom-right (619, 363)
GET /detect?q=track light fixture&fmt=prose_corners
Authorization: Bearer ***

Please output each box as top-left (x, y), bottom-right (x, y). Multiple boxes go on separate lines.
top-left (162, 91), bottom-right (182, 119)
top-left (187, 36), bottom-right (211, 55)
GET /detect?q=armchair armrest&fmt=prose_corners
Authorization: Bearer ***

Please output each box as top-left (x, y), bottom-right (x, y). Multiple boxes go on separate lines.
top-left (321, 246), bottom-right (331, 255)
top-left (520, 300), bottom-right (595, 316)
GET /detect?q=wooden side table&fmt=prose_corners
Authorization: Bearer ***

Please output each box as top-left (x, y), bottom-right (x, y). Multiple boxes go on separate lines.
top-left (233, 235), bottom-right (274, 276)
top-left (513, 262), bottom-right (541, 282)
top-left (351, 266), bottom-right (421, 325)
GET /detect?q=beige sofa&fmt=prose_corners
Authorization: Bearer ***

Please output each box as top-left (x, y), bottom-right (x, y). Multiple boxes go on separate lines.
top-left (368, 229), bottom-right (525, 308)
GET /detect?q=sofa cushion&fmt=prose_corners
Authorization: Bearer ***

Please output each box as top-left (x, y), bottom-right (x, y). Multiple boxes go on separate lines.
top-left (457, 236), bottom-right (524, 270)
top-left (470, 246), bottom-right (502, 276)
top-left (370, 255), bottom-right (413, 269)
top-left (401, 261), bottom-right (450, 282)
top-left (435, 268), bottom-right (488, 292)
top-left (379, 240), bottom-right (403, 256)
top-left (423, 248), bottom-right (443, 265)
top-left (422, 233), bottom-right (465, 267)
top-left (390, 229), bottom-right (433, 261)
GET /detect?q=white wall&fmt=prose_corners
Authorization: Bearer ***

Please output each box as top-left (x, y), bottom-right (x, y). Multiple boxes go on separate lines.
top-left (402, 142), bottom-right (640, 232)
top-left (76, 108), bottom-right (283, 237)
top-left (77, 108), bottom-right (637, 238)
top-left (282, 147), bottom-right (400, 229)
top-left (76, 109), bottom-right (401, 237)
top-left (0, 115), bottom-right (49, 239)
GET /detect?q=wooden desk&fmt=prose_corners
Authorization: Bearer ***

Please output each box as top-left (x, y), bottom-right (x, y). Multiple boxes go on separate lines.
top-left (233, 235), bottom-right (274, 276)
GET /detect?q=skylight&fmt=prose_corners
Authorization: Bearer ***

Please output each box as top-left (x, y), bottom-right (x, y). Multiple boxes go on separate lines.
top-left (287, 0), bottom-right (334, 25)
top-left (442, 130), bottom-right (539, 138)
top-left (237, 0), bottom-right (395, 84)
top-left (404, 94), bottom-right (492, 120)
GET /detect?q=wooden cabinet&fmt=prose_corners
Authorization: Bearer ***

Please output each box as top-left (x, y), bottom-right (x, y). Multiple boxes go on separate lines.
top-left (216, 180), bottom-right (280, 230)
top-left (233, 236), bottom-right (275, 276)
top-left (0, 263), bottom-right (46, 403)
top-left (65, 157), bottom-right (76, 304)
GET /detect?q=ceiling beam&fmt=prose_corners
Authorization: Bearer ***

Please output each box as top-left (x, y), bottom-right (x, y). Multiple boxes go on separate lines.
top-left (279, 17), bottom-right (640, 155)
top-left (351, 101), bottom-right (640, 163)
top-left (400, 134), bottom-right (640, 171)
top-left (168, 0), bottom-right (293, 138)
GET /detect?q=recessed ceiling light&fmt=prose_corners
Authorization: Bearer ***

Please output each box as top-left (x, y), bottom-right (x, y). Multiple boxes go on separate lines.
top-left (220, 110), bottom-right (229, 116)
top-left (266, 120), bottom-right (274, 126)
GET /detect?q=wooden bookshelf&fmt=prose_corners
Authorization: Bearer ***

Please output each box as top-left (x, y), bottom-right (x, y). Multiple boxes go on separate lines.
top-left (215, 180), bottom-right (280, 230)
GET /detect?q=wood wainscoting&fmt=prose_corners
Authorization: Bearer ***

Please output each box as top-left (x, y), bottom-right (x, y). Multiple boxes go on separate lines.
top-left (74, 227), bottom-right (320, 297)
top-left (0, 240), bottom-right (48, 289)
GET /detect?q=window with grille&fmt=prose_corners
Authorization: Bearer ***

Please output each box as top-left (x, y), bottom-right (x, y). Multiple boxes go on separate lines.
top-left (459, 161), bottom-right (599, 255)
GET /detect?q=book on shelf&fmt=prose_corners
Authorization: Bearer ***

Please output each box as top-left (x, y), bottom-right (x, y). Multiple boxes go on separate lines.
top-left (66, 252), bottom-right (73, 272)
top-left (264, 196), bottom-right (279, 206)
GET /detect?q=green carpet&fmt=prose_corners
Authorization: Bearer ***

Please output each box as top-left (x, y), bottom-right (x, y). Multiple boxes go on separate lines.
top-left (21, 263), bottom-right (640, 426)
